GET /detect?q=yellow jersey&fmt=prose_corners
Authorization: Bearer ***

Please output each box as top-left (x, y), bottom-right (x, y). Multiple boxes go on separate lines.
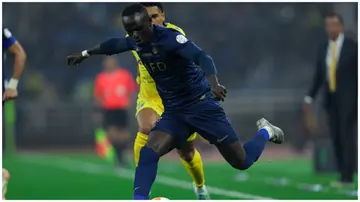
top-left (128, 23), bottom-right (186, 100)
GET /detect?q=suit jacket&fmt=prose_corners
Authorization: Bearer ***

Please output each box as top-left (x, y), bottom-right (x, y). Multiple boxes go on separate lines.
top-left (307, 37), bottom-right (358, 112)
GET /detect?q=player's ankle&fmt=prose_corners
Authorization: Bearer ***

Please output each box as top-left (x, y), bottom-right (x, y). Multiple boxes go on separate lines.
top-left (261, 126), bottom-right (274, 139)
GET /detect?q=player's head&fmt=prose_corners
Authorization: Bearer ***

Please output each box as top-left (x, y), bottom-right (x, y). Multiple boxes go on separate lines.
top-left (324, 12), bottom-right (344, 40)
top-left (103, 56), bottom-right (118, 72)
top-left (140, 3), bottom-right (165, 26)
top-left (122, 4), bottom-right (153, 44)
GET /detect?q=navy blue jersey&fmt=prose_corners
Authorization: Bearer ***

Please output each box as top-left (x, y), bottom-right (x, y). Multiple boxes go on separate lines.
top-left (125, 25), bottom-right (211, 110)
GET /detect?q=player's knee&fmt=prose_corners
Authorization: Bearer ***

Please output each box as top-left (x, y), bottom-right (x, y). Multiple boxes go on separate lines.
top-left (229, 161), bottom-right (247, 170)
top-left (138, 123), bottom-right (153, 135)
top-left (226, 153), bottom-right (249, 170)
top-left (177, 148), bottom-right (195, 162)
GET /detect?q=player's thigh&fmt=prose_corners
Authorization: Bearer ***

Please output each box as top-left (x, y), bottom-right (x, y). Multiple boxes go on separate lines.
top-left (187, 100), bottom-right (239, 145)
top-left (216, 140), bottom-right (246, 169)
top-left (147, 130), bottom-right (175, 157)
top-left (151, 111), bottom-right (190, 150)
top-left (136, 100), bottom-right (163, 134)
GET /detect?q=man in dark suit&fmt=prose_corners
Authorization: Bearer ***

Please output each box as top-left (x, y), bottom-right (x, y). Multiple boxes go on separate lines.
top-left (303, 12), bottom-right (358, 187)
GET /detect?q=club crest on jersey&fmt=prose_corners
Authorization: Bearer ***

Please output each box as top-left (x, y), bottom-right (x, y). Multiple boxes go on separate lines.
top-left (176, 35), bottom-right (188, 44)
top-left (152, 46), bottom-right (159, 55)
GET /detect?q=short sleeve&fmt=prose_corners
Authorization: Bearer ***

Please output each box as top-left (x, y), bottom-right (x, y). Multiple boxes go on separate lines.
top-left (163, 31), bottom-right (190, 53)
top-left (3, 28), bottom-right (16, 49)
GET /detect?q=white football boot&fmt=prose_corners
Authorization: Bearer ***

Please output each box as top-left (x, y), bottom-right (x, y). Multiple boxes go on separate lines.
top-left (192, 183), bottom-right (210, 200)
top-left (256, 118), bottom-right (284, 144)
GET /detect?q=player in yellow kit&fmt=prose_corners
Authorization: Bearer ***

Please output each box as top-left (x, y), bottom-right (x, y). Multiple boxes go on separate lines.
top-left (132, 3), bottom-right (210, 199)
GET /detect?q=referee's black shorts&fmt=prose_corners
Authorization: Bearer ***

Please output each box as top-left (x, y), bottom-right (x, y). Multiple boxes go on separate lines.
top-left (103, 109), bottom-right (128, 129)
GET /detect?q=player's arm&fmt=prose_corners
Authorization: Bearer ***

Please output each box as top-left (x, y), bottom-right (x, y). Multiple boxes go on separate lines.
top-left (67, 37), bottom-right (136, 66)
top-left (3, 28), bottom-right (26, 90)
top-left (169, 34), bottom-right (226, 101)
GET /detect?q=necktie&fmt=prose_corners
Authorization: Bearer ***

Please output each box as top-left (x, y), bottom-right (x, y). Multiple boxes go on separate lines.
top-left (329, 41), bottom-right (337, 92)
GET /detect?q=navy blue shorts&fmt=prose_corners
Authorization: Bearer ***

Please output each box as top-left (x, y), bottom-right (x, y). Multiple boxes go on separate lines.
top-left (151, 95), bottom-right (240, 148)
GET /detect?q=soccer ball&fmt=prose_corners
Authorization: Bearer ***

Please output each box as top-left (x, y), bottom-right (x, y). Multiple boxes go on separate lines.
top-left (152, 197), bottom-right (169, 200)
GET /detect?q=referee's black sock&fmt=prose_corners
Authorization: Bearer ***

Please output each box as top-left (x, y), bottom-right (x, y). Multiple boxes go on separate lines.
top-left (112, 142), bottom-right (128, 167)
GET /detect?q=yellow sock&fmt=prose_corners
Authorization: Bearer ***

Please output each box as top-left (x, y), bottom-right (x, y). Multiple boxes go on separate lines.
top-left (180, 149), bottom-right (205, 187)
top-left (134, 132), bottom-right (148, 166)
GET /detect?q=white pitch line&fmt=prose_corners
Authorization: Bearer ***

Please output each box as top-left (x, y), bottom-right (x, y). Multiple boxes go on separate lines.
top-left (22, 158), bottom-right (275, 200)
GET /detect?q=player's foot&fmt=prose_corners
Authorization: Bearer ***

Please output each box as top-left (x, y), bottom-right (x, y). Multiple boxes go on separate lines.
top-left (256, 118), bottom-right (284, 144)
top-left (192, 183), bottom-right (210, 200)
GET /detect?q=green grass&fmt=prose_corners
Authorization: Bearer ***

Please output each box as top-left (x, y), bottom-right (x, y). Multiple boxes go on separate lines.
top-left (3, 154), bottom-right (358, 200)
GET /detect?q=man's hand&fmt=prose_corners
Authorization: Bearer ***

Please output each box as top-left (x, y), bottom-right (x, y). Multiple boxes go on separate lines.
top-left (3, 88), bottom-right (18, 102)
top-left (67, 53), bottom-right (87, 66)
top-left (303, 102), bottom-right (318, 135)
top-left (211, 83), bottom-right (227, 102)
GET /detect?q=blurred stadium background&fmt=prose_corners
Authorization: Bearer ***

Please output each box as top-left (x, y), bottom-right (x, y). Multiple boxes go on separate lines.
top-left (2, 2), bottom-right (358, 200)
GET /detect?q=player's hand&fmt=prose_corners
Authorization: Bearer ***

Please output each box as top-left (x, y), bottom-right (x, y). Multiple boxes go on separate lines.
top-left (67, 53), bottom-right (87, 67)
top-left (3, 88), bottom-right (18, 102)
top-left (211, 83), bottom-right (227, 102)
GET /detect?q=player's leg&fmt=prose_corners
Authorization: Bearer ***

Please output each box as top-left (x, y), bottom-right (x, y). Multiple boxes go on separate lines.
top-left (177, 136), bottom-right (210, 199)
top-left (187, 98), bottom-right (284, 170)
top-left (216, 118), bottom-right (284, 170)
top-left (134, 103), bottom-right (160, 166)
top-left (134, 113), bottom-right (190, 199)
top-left (105, 109), bottom-right (130, 167)
top-left (135, 99), bottom-right (209, 198)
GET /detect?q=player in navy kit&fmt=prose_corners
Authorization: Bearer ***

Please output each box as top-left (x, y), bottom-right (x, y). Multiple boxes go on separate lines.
top-left (2, 27), bottom-right (26, 200)
top-left (67, 4), bottom-right (285, 200)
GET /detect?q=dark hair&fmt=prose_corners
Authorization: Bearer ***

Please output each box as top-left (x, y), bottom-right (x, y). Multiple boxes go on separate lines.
top-left (325, 12), bottom-right (344, 25)
top-left (122, 4), bottom-right (148, 17)
top-left (140, 2), bottom-right (164, 12)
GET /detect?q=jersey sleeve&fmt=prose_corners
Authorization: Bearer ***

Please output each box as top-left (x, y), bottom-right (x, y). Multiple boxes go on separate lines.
top-left (3, 28), bottom-right (16, 49)
top-left (165, 32), bottom-right (203, 61)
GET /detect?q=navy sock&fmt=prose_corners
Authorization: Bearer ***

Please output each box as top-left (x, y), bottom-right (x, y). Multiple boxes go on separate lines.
top-left (242, 129), bottom-right (269, 169)
top-left (133, 146), bottom-right (159, 200)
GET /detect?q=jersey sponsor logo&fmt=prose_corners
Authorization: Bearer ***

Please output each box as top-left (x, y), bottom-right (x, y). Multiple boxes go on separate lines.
top-left (3, 28), bottom-right (12, 39)
top-left (176, 35), bottom-right (188, 44)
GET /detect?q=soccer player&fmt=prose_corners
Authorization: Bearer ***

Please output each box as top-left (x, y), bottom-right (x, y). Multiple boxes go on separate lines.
top-left (2, 27), bottom-right (27, 200)
top-left (131, 2), bottom-right (209, 199)
top-left (67, 4), bottom-right (285, 200)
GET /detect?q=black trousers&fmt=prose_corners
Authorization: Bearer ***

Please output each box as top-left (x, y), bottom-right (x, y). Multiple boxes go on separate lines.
top-left (327, 95), bottom-right (357, 182)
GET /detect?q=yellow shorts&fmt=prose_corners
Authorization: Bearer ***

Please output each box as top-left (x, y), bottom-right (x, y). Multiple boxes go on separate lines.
top-left (136, 97), bottom-right (197, 142)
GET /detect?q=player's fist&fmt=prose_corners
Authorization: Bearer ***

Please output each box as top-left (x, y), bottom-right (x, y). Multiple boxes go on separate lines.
top-left (3, 88), bottom-right (18, 102)
top-left (211, 83), bottom-right (227, 102)
top-left (67, 53), bottom-right (87, 66)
